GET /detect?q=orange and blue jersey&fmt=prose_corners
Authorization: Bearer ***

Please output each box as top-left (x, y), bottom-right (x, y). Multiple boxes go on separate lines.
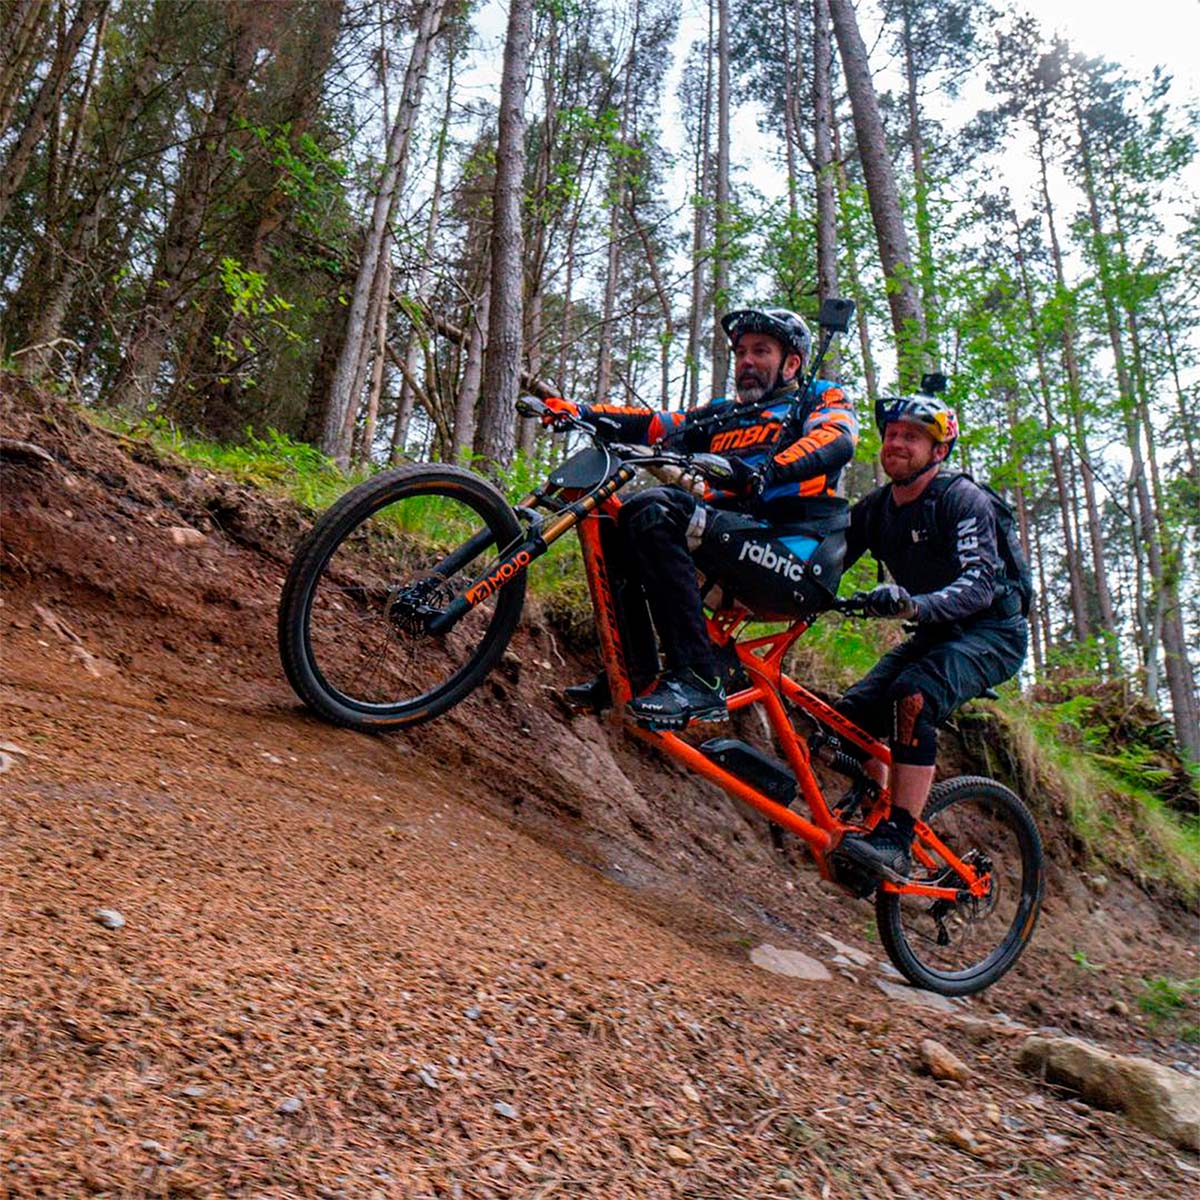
top-left (585, 379), bottom-right (858, 523)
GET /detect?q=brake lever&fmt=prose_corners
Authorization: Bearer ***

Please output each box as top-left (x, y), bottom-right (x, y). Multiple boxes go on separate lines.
top-left (515, 396), bottom-right (546, 419)
top-left (690, 452), bottom-right (738, 485)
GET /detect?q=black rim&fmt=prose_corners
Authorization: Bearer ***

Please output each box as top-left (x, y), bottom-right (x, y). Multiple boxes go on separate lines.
top-left (884, 785), bottom-right (1040, 988)
top-left (298, 482), bottom-right (518, 716)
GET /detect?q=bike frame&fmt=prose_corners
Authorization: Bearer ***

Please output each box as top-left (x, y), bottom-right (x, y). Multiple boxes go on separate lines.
top-left (434, 464), bottom-right (991, 904)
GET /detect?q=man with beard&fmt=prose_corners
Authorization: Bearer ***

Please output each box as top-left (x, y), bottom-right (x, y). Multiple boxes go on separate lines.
top-left (541, 306), bottom-right (857, 729)
top-left (831, 392), bottom-right (1030, 880)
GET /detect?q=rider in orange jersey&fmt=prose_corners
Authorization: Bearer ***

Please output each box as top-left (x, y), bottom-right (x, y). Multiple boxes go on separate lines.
top-left (544, 307), bottom-right (858, 730)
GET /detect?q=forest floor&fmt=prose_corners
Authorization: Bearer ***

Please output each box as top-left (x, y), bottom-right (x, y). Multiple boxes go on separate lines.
top-left (2, 378), bottom-right (1198, 1199)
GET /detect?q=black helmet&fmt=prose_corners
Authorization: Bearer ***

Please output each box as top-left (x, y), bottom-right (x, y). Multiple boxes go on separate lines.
top-left (721, 307), bottom-right (812, 366)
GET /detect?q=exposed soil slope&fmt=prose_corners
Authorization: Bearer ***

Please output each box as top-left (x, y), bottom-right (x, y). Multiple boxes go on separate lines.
top-left (2, 379), bottom-right (1197, 1198)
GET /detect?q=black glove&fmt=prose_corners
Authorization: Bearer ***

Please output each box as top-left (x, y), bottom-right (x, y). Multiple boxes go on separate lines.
top-left (861, 583), bottom-right (917, 618)
top-left (539, 396), bottom-right (584, 427)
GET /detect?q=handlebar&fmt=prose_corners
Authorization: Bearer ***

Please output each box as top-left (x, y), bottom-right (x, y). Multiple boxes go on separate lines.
top-left (514, 396), bottom-right (740, 486)
top-left (517, 399), bottom-right (892, 621)
top-left (831, 593), bottom-right (876, 616)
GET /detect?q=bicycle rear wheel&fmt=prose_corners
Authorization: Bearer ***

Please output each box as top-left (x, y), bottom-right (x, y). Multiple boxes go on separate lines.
top-left (278, 464), bottom-right (526, 730)
top-left (876, 776), bottom-right (1043, 996)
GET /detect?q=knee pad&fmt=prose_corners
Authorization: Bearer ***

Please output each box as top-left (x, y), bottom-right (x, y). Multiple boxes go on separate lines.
top-left (888, 687), bottom-right (937, 766)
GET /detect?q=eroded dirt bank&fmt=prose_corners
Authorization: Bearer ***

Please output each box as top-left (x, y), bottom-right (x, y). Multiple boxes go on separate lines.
top-left (2, 381), bottom-right (1197, 1198)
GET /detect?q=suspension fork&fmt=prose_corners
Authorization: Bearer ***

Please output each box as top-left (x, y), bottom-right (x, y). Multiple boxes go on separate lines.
top-left (425, 467), bottom-right (636, 635)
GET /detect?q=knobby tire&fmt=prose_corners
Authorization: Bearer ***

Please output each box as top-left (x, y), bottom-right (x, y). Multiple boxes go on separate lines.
top-left (875, 776), bottom-right (1043, 996)
top-left (278, 464), bottom-right (526, 730)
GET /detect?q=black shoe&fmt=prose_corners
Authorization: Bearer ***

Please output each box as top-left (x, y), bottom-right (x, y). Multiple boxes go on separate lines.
top-left (627, 668), bottom-right (728, 731)
top-left (836, 820), bottom-right (913, 882)
top-left (563, 673), bottom-right (611, 713)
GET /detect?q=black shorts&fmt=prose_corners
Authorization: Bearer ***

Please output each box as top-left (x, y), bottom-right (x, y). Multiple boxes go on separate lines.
top-left (837, 614), bottom-right (1028, 741)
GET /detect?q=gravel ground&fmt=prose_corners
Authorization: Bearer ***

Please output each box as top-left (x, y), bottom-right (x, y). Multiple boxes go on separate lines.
top-left (2, 380), bottom-right (1197, 1198)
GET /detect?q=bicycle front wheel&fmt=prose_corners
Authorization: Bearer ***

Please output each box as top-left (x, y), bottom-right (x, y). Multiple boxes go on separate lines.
top-left (278, 464), bottom-right (527, 730)
top-left (876, 776), bottom-right (1043, 996)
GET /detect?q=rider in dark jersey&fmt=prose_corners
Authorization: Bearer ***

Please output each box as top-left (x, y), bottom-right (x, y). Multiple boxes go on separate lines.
top-left (833, 393), bottom-right (1030, 879)
top-left (543, 306), bottom-right (858, 729)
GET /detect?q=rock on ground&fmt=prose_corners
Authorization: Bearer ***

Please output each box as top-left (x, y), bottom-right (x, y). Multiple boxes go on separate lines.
top-left (1020, 1035), bottom-right (1200, 1151)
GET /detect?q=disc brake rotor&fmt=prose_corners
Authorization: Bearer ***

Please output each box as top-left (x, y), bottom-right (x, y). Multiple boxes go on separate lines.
top-left (925, 850), bottom-right (999, 949)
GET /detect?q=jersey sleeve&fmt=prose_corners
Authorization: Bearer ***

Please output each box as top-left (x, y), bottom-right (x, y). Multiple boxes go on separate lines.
top-left (583, 404), bottom-right (681, 444)
top-left (766, 385), bottom-right (858, 492)
top-left (912, 483), bottom-right (1002, 624)
top-left (843, 491), bottom-right (877, 573)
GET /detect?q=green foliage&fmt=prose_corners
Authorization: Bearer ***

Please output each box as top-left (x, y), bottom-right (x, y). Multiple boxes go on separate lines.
top-left (211, 258), bottom-right (302, 382)
top-left (1136, 975), bottom-right (1200, 1020)
top-left (104, 412), bottom-right (350, 510)
top-left (987, 684), bottom-right (1200, 904)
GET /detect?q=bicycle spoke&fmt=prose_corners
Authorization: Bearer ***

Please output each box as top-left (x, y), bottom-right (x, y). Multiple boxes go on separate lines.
top-left (280, 465), bottom-right (527, 726)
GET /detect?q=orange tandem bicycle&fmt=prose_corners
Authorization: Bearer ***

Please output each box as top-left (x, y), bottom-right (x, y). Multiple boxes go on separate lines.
top-left (278, 401), bottom-right (1043, 995)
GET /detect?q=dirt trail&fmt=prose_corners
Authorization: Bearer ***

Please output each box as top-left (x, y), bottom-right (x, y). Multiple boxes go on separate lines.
top-left (2, 381), bottom-right (1197, 1198)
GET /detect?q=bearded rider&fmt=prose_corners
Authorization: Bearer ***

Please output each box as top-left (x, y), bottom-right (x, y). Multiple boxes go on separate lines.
top-left (542, 306), bottom-right (858, 730)
top-left (832, 393), bottom-right (1030, 880)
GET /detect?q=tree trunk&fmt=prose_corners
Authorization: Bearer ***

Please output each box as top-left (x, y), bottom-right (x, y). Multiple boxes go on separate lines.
top-left (594, 0), bottom-right (640, 406)
top-left (1118, 254), bottom-right (1200, 761)
top-left (59, 0), bottom-right (108, 194)
top-left (595, 201), bottom-right (621, 403)
top-left (1075, 89), bottom-right (1196, 756)
top-left (358, 256), bottom-right (392, 466)
top-left (781, 4), bottom-right (799, 222)
top-left (710, 0), bottom-right (731, 395)
top-left (321, 0), bottom-right (448, 465)
top-left (1011, 211), bottom-right (1090, 641)
top-left (812, 0), bottom-right (838, 373)
top-left (0, 0), bottom-right (104, 227)
top-left (831, 116), bottom-right (882, 482)
top-left (1157, 296), bottom-right (1199, 482)
top-left (829, 0), bottom-right (925, 388)
top-left (626, 198), bottom-right (674, 407)
top-left (898, 0), bottom-right (936, 362)
top-left (1005, 388), bottom-right (1041, 672)
top-left (192, 0), bottom-right (345, 429)
top-left (1033, 119), bottom-right (1113, 644)
top-left (108, 0), bottom-right (269, 413)
top-left (684, 3), bottom-right (713, 409)
top-left (474, 0), bottom-right (533, 470)
top-left (0, 0), bottom-right (53, 141)
top-left (11, 3), bottom-right (163, 362)
top-left (1031, 517), bottom-right (1053, 655)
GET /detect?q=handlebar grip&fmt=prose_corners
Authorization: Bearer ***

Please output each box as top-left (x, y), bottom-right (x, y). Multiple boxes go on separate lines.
top-left (834, 592), bottom-right (873, 615)
top-left (515, 397), bottom-right (546, 418)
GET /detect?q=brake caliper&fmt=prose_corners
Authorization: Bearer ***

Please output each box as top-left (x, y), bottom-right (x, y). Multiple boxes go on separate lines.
top-left (387, 574), bottom-right (453, 636)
